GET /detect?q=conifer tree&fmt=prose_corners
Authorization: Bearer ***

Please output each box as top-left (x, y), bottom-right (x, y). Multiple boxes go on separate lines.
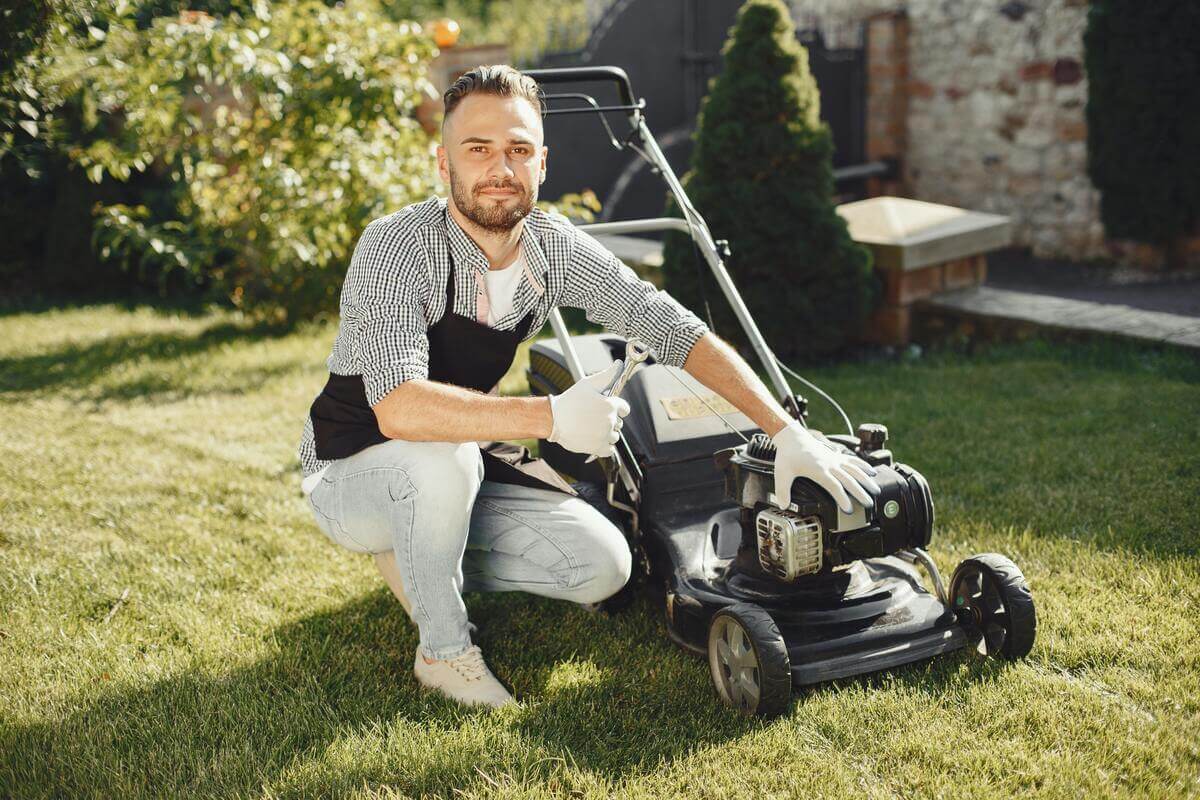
top-left (660, 0), bottom-right (878, 360)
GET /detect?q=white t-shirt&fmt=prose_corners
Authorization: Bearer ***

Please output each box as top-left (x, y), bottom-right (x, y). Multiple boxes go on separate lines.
top-left (300, 245), bottom-right (527, 497)
top-left (482, 245), bottom-right (525, 326)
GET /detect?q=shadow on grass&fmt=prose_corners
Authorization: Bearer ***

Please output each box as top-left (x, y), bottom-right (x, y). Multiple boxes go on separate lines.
top-left (1, 583), bottom-right (1019, 797)
top-left (0, 319), bottom-right (297, 399)
top-left (0, 288), bottom-right (230, 320)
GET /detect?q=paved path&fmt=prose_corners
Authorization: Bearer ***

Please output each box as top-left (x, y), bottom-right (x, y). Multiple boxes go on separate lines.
top-left (984, 248), bottom-right (1200, 318)
top-left (919, 285), bottom-right (1200, 351)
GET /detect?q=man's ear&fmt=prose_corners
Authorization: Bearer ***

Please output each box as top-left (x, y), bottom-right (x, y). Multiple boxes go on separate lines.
top-left (539, 145), bottom-right (548, 184)
top-left (436, 144), bottom-right (449, 184)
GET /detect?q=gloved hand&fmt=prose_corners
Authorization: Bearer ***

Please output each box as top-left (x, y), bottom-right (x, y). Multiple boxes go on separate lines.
top-left (771, 421), bottom-right (880, 514)
top-left (547, 360), bottom-right (631, 458)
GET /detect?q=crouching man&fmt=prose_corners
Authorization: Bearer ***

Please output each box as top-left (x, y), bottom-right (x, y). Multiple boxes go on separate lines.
top-left (296, 65), bottom-right (879, 709)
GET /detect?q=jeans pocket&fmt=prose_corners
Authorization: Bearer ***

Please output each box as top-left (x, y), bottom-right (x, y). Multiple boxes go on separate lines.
top-left (307, 479), bottom-right (364, 552)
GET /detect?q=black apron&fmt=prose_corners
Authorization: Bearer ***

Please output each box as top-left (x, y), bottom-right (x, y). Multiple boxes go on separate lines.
top-left (307, 243), bottom-right (577, 497)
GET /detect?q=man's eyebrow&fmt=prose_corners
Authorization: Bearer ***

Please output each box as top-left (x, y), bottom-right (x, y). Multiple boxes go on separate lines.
top-left (459, 136), bottom-right (536, 146)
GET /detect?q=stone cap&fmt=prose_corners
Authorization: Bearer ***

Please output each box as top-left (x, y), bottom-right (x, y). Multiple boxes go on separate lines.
top-left (836, 196), bottom-right (1012, 271)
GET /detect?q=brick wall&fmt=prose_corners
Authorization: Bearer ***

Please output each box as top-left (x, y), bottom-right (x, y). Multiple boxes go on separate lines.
top-left (864, 10), bottom-right (908, 198)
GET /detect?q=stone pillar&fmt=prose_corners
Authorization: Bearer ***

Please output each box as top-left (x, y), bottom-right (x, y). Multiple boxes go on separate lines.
top-left (836, 196), bottom-right (1010, 346)
top-left (864, 10), bottom-right (908, 197)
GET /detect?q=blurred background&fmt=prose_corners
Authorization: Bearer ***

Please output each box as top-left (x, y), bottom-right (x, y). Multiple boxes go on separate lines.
top-left (2, 0), bottom-right (1197, 353)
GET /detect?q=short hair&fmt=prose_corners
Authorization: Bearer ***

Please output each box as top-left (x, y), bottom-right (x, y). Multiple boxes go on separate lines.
top-left (442, 64), bottom-right (544, 124)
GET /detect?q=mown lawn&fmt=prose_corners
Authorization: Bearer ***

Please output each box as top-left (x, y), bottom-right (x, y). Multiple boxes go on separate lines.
top-left (1, 299), bottom-right (1197, 799)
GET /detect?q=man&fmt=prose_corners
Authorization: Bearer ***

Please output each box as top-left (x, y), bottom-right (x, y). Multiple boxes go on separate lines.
top-left (297, 65), bottom-right (879, 709)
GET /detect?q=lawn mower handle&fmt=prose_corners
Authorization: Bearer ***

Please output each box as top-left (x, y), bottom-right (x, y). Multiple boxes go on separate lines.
top-left (531, 64), bottom-right (803, 419)
top-left (522, 67), bottom-right (638, 116)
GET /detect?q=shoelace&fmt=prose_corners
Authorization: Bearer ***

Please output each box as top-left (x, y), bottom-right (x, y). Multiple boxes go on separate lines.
top-left (446, 645), bottom-right (489, 682)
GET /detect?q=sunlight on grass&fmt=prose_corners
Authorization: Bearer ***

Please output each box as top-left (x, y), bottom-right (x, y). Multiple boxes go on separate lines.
top-left (1, 302), bottom-right (1197, 798)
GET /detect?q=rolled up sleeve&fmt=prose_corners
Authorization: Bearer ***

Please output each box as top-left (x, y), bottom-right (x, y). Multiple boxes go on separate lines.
top-left (343, 219), bottom-right (432, 407)
top-left (559, 227), bottom-right (709, 368)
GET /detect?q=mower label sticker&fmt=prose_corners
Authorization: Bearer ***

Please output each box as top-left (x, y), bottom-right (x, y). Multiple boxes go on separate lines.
top-left (660, 394), bottom-right (739, 420)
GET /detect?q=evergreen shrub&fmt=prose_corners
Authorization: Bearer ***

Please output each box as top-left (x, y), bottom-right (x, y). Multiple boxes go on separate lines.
top-left (659, 0), bottom-right (878, 361)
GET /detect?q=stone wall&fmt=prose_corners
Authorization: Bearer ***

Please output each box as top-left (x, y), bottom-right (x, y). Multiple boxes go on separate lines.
top-left (790, 0), bottom-right (1103, 260)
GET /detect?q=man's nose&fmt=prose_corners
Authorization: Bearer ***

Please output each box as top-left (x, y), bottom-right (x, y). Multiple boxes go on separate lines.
top-left (485, 152), bottom-right (518, 180)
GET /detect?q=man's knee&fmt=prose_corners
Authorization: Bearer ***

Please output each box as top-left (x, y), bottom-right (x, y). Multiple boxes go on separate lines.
top-left (573, 516), bottom-right (633, 604)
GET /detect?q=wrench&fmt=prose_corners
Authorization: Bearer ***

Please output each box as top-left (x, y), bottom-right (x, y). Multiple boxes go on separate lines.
top-left (585, 339), bottom-right (652, 463)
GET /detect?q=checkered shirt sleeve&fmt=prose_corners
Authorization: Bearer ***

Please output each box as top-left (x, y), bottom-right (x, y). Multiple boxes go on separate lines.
top-left (338, 217), bottom-right (432, 407)
top-left (558, 224), bottom-right (709, 368)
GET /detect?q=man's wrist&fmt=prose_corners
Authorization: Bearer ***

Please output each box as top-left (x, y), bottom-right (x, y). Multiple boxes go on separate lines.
top-left (534, 395), bottom-right (555, 440)
top-left (764, 414), bottom-right (796, 440)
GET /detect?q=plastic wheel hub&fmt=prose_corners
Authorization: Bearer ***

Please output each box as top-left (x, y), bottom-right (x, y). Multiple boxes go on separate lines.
top-left (710, 615), bottom-right (761, 711)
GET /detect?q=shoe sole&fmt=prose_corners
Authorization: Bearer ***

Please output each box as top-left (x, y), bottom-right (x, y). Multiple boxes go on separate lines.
top-left (413, 678), bottom-right (515, 708)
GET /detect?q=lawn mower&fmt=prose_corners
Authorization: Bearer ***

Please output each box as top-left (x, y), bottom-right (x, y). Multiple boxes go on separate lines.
top-left (522, 67), bottom-right (1037, 718)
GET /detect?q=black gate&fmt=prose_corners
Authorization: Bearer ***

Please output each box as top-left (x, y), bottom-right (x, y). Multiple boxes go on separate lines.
top-left (529, 0), bottom-right (871, 222)
top-left (798, 25), bottom-right (868, 183)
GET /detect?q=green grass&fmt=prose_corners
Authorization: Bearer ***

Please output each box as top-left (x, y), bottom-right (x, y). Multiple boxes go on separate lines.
top-left (1, 300), bottom-right (1198, 799)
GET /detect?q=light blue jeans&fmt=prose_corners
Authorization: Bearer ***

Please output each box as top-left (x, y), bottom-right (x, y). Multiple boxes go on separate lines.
top-left (305, 438), bottom-right (632, 661)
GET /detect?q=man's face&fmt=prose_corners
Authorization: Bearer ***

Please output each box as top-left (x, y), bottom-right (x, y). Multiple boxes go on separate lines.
top-left (437, 93), bottom-right (547, 233)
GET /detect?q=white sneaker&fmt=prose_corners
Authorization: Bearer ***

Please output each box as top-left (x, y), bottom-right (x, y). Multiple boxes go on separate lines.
top-left (413, 643), bottom-right (515, 708)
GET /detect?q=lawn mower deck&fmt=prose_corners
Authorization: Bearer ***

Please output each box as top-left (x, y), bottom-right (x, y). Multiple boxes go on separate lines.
top-left (652, 514), bottom-right (970, 686)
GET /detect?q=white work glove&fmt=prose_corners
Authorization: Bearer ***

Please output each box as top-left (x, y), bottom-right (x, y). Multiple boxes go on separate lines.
top-left (771, 421), bottom-right (880, 514)
top-left (547, 360), bottom-right (631, 458)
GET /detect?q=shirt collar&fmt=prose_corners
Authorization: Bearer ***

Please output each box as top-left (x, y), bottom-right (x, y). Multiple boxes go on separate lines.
top-left (440, 196), bottom-right (548, 295)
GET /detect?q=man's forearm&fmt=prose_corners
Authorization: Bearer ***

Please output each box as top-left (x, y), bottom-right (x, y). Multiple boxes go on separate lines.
top-left (372, 379), bottom-right (553, 442)
top-left (681, 331), bottom-right (793, 438)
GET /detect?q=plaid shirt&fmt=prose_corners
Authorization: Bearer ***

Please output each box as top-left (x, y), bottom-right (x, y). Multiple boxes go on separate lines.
top-left (296, 195), bottom-right (709, 482)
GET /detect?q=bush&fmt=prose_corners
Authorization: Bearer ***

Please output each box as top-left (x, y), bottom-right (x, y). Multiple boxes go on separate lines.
top-left (0, 0), bottom-right (129, 297)
top-left (5, 0), bottom-right (592, 311)
top-left (55, 0), bottom-right (439, 322)
top-left (1084, 1), bottom-right (1200, 259)
top-left (0, 0), bottom-right (75, 171)
top-left (379, 0), bottom-right (589, 65)
top-left (659, 0), bottom-right (878, 361)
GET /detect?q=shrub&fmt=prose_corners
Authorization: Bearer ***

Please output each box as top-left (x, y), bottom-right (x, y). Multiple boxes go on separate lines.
top-left (0, 1), bottom-right (134, 296)
top-left (379, 0), bottom-right (589, 65)
top-left (57, 0), bottom-right (439, 322)
top-left (659, 0), bottom-right (878, 361)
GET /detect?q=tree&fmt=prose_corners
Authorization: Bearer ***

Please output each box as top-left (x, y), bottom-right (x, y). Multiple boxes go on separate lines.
top-left (660, 0), bottom-right (878, 361)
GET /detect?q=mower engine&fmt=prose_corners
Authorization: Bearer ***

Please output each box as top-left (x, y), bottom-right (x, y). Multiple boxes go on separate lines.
top-left (715, 424), bottom-right (935, 582)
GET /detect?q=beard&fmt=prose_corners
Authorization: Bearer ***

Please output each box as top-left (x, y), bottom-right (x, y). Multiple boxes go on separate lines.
top-left (448, 163), bottom-right (536, 233)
